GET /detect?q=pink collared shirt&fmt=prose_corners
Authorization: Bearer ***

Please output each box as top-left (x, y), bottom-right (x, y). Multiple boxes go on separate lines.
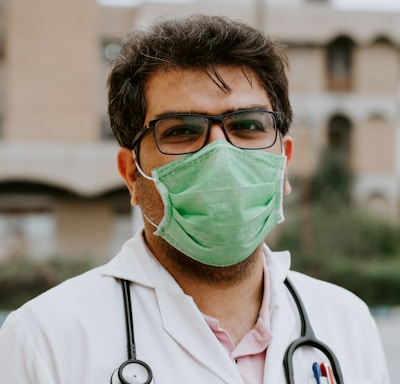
top-left (203, 257), bottom-right (272, 384)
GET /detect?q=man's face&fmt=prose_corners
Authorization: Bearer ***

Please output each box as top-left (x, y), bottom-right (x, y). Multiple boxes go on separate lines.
top-left (118, 66), bottom-right (292, 257)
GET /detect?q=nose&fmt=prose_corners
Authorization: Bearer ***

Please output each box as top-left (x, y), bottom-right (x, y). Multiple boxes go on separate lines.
top-left (205, 122), bottom-right (228, 145)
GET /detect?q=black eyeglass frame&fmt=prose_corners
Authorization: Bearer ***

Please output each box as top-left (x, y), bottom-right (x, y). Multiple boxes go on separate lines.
top-left (130, 109), bottom-right (281, 155)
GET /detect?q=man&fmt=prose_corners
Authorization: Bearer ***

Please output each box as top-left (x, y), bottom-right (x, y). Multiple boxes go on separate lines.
top-left (0, 14), bottom-right (389, 383)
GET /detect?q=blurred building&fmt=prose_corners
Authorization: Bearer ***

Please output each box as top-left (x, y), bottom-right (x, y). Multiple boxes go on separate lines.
top-left (0, 0), bottom-right (399, 262)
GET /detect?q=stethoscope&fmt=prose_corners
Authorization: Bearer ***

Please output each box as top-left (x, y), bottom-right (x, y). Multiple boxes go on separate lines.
top-left (110, 280), bottom-right (154, 384)
top-left (283, 279), bottom-right (344, 384)
top-left (111, 278), bottom-right (344, 384)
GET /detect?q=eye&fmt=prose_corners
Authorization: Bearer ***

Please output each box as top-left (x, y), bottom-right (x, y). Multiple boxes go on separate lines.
top-left (161, 125), bottom-right (201, 139)
top-left (156, 117), bottom-right (206, 144)
top-left (230, 120), bottom-right (265, 132)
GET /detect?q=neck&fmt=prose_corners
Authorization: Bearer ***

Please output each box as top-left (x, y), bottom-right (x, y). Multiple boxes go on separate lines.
top-left (181, 254), bottom-right (265, 345)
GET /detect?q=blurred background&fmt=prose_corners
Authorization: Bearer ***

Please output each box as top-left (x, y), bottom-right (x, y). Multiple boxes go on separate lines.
top-left (0, 0), bottom-right (399, 379)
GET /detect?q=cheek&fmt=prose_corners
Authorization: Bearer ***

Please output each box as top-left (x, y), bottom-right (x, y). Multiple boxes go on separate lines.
top-left (135, 175), bottom-right (165, 222)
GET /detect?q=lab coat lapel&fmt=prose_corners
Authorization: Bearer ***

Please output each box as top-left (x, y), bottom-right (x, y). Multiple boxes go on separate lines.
top-left (156, 288), bottom-right (244, 384)
top-left (263, 249), bottom-right (296, 384)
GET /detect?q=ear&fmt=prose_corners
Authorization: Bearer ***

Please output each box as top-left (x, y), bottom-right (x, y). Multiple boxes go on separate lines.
top-left (117, 148), bottom-right (139, 206)
top-left (282, 135), bottom-right (293, 196)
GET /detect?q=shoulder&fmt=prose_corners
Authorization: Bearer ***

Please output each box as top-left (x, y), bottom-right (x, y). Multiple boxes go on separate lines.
top-left (284, 273), bottom-right (389, 382)
top-left (287, 270), bottom-right (370, 315)
top-left (30, 264), bottom-right (114, 306)
top-left (3, 264), bottom-right (120, 337)
top-left (285, 270), bottom-right (378, 347)
top-left (267, 249), bottom-right (370, 314)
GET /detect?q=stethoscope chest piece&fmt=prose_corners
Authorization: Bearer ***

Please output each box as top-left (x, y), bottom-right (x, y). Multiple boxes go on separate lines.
top-left (111, 359), bottom-right (154, 384)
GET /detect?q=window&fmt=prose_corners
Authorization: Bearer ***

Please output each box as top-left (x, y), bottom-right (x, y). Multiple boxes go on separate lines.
top-left (327, 115), bottom-right (352, 173)
top-left (326, 37), bottom-right (354, 91)
top-left (0, 207), bottom-right (56, 261)
top-left (328, 115), bottom-right (352, 155)
top-left (0, 35), bottom-right (5, 60)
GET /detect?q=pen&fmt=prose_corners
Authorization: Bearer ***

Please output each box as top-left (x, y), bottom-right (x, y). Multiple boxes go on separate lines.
top-left (326, 364), bottom-right (335, 384)
top-left (320, 362), bottom-right (335, 384)
top-left (312, 362), bottom-right (322, 384)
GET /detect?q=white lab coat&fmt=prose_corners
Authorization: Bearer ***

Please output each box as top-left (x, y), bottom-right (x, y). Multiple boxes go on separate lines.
top-left (0, 230), bottom-right (390, 384)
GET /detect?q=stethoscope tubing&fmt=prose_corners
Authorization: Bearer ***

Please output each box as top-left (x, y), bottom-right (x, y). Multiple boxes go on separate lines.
top-left (110, 280), bottom-right (154, 384)
top-left (283, 279), bottom-right (344, 384)
top-left (122, 279), bottom-right (136, 361)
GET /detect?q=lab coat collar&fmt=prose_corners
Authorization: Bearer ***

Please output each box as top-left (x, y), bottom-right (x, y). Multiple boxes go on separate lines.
top-left (102, 232), bottom-right (296, 383)
top-left (263, 243), bottom-right (291, 286)
top-left (101, 229), bottom-right (181, 291)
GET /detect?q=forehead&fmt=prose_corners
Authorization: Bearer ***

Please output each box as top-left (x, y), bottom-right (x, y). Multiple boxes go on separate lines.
top-left (143, 66), bottom-right (271, 121)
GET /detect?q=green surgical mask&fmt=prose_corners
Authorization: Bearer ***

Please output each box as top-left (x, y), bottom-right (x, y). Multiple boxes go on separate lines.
top-left (135, 140), bottom-right (286, 267)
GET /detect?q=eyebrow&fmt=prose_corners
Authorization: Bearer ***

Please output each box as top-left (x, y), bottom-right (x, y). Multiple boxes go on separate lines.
top-left (151, 104), bottom-right (271, 120)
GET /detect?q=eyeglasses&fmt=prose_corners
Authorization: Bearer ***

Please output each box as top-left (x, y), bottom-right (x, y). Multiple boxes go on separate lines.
top-left (131, 109), bottom-right (280, 155)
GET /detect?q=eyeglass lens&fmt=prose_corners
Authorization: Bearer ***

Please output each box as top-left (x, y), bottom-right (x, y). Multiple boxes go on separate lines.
top-left (153, 110), bottom-right (277, 154)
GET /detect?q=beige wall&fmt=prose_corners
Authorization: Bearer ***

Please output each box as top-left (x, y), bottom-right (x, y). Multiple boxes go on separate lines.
top-left (287, 46), bottom-right (326, 93)
top-left (353, 118), bottom-right (396, 173)
top-left (354, 42), bottom-right (400, 94)
top-left (55, 198), bottom-right (113, 262)
top-left (5, 0), bottom-right (98, 142)
top-left (288, 121), bottom-right (321, 177)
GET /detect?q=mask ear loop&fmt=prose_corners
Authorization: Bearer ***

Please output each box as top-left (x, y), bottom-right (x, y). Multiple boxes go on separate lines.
top-left (278, 131), bottom-right (285, 156)
top-left (131, 150), bottom-right (160, 231)
top-left (132, 150), bottom-right (155, 181)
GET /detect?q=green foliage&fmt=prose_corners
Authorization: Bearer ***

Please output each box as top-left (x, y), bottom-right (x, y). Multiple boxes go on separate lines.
top-left (0, 258), bottom-right (94, 309)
